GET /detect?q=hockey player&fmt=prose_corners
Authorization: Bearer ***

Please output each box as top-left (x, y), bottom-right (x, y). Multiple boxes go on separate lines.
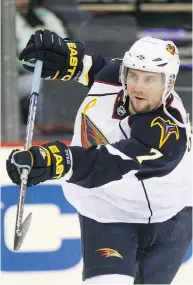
top-left (7, 30), bottom-right (192, 284)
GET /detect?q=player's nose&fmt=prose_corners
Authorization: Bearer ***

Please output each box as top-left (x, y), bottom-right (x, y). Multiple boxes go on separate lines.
top-left (133, 80), bottom-right (144, 93)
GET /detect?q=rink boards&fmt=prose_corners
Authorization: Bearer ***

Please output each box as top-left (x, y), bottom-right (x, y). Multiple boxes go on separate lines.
top-left (1, 146), bottom-right (192, 285)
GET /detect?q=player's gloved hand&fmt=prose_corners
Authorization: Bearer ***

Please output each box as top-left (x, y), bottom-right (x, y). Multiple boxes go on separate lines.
top-left (6, 141), bottom-right (72, 186)
top-left (19, 29), bottom-right (85, 81)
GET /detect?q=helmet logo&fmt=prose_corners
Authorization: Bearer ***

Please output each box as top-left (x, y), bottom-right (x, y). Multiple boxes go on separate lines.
top-left (166, 44), bottom-right (175, 55)
top-left (137, 54), bottom-right (145, 60)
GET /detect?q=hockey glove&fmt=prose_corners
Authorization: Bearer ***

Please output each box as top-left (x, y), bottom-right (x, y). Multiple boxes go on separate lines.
top-left (19, 29), bottom-right (85, 81)
top-left (6, 141), bottom-right (72, 186)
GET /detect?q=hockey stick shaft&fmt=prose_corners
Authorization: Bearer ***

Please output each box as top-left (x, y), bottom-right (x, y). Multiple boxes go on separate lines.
top-left (14, 60), bottom-right (43, 251)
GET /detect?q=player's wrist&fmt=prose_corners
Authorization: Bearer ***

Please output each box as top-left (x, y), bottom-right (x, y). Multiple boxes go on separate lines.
top-left (77, 55), bottom-right (92, 86)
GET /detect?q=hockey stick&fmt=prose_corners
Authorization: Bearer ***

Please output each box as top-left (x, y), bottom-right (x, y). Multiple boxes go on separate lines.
top-left (14, 60), bottom-right (43, 251)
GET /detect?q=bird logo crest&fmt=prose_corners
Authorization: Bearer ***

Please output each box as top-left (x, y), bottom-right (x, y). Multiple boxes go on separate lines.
top-left (151, 117), bottom-right (179, 148)
top-left (166, 43), bottom-right (176, 55)
top-left (81, 99), bottom-right (109, 147)
top-left (95, 248), bottom-right (123, 259)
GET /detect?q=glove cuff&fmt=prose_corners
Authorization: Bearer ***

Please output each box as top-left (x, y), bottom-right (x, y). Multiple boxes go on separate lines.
top-left (42, 141), bottom-right (73, 180)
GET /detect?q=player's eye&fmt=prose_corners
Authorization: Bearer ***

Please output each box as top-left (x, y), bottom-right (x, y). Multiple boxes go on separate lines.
top-left (146, 77), bottom-right (155, 83)
top-left (128, 74), bottom-right (137, 80)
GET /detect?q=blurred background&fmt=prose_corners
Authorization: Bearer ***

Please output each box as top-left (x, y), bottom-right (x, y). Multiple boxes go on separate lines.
top-left (1, 1), bottom-right (192, 284)
top-left (1, 0), bottom-right (192, 144)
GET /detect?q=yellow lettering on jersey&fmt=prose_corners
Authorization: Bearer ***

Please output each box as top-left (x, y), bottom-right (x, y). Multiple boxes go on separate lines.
top-left (136, 148), bottom-right (163, 164)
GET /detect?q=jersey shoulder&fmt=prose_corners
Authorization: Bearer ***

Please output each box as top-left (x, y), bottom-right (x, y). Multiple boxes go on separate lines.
top-left (95, 58), bottom-right (122, 86)
top-left (129, 109), bottom-right (187, 153)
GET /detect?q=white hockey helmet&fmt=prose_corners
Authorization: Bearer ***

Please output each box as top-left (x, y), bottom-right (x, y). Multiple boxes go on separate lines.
top-left (120, 37), bottom-right (188, 129)
top-left (120, 37), bottom-right (180, 96)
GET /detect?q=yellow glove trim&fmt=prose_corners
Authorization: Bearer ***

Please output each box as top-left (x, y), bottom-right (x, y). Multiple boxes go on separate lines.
top-left (52, 70), bottom-right (60, 80)
top-left (40, 146), bottom-right (51, 166)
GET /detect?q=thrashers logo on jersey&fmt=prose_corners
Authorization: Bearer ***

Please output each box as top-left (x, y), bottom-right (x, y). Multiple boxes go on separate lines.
top-left (81, 99), bottom-right (109, 147)
top-left (151, 117), bottom-right (179, 148)
top-left (95, 248), bottom-right (123, 259)
top-left (81, 114), bottom-right (109, 147)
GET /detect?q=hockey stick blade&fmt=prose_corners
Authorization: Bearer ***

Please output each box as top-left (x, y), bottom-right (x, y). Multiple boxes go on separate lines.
top-left (14, 212), bottom-right (32, 251)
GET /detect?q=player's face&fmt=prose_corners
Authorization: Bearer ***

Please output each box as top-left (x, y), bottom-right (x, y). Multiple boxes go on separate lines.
top-left (126, 69), bottom-right (164, 114)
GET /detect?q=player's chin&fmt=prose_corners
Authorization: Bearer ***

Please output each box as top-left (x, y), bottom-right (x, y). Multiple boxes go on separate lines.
top-left (133, 103), bottom-right (151, 114)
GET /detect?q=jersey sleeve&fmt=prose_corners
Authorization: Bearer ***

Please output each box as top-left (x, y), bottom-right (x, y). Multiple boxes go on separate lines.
top-left (77, 55), bottom-right (113, 88)
top-left (67, 111), bottom-right (187, 188)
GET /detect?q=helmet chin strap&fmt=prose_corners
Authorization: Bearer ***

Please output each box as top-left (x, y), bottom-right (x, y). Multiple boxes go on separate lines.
top-left (162, 74), bottom-right (187, 129)
top-left (162, 84), bottom-right (191, 149)
top-left (119, 64), bottom-right (128, 103)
